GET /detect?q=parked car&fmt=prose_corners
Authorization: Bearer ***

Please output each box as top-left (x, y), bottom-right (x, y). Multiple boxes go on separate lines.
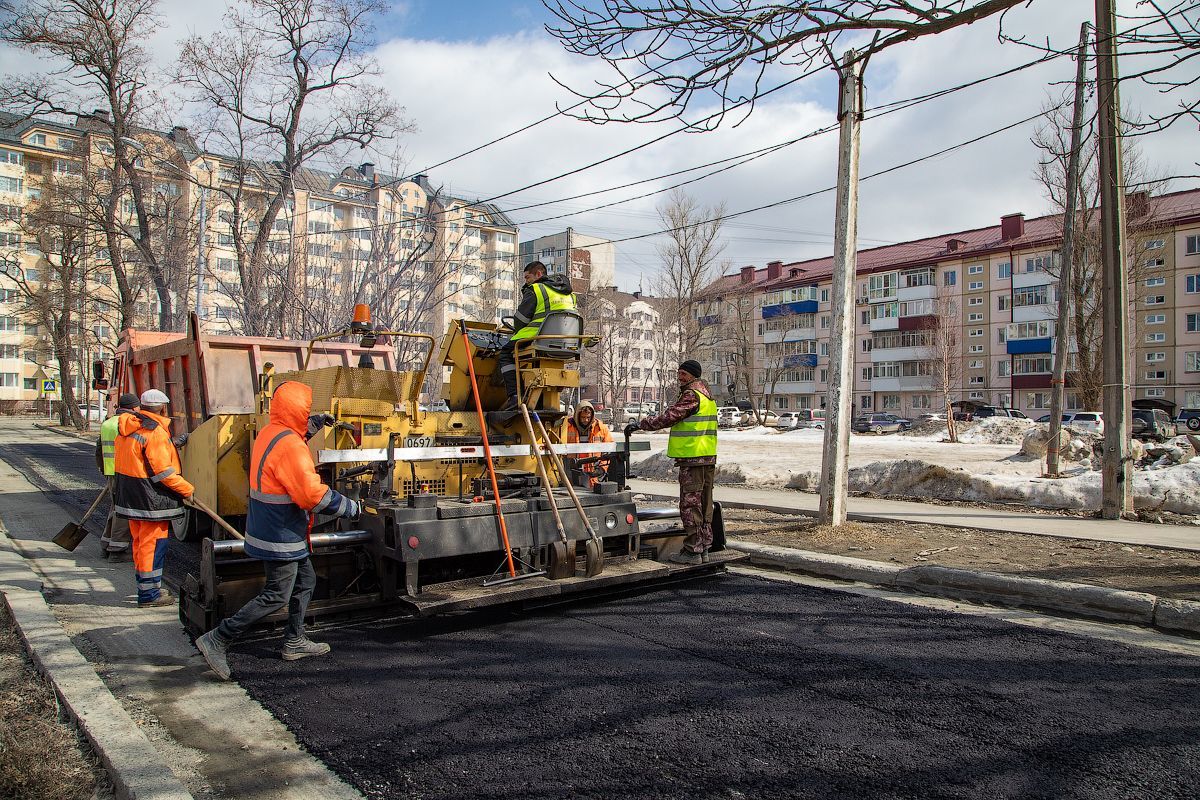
top-left (1176, 408), bottom-right (1200, 434)
top-left (717, 407), bottom-right (742, 428)
top-left (973, 406), bottom-right (1028, 420)
top-left (77, 404), bottom-right (104, 422)
top-left (852, 413), bottom-right (910, 434)
top-left (915, 412), bottom-right (947, 423)
top-left (772, 411), bottom-right (804, 429)
top-left (1132, 408), bottom-right (1174, 442)
top-left (740, 409), bottom-right (779, 426)
top-left (1035, 413), bottom-right (1075, 424)
top-left (594, 408), bottom-right (614, 425)
top-left (794, 409), bottom-right (825, 429)
top-left (1068, 411), bottom-right (1104, 435)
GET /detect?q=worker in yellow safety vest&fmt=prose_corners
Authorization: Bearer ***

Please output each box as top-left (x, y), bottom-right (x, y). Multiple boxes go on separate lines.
top-left (626, 360), bottom-right (717, 565)
top-left (94, 393), bottom-right (140, 560)
top-left (497, 260), bottom-right (577, 411)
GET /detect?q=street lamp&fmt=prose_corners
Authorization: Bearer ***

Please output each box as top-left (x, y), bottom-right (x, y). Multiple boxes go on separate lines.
top-left (121, 138), bottom-right (209, 319)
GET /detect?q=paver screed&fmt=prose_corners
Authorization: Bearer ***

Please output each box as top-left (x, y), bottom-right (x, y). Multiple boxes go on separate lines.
top-left (230, 573), bottom-right (1200, 800)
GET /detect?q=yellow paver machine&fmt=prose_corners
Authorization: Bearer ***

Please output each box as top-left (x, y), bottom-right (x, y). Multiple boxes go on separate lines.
top-left (110, 308), bottom-right (739, 634)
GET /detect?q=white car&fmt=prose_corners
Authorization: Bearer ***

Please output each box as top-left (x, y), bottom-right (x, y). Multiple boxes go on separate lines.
top-left (741, 409), bottom-right (779, 426)
top-left (772, 411), bottom-right (803, 429)
top-left (1068, 411), bottom-right (1103, 435)
top-left (77, 404), bottom-right (104, 422)
top-left (717, 407), bottom-right (742, 428)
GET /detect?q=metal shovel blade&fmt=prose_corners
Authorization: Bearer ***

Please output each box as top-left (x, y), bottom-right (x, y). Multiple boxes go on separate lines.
top-left (52, 521), bottom-right (89, 552)
top-left (583, 537), bottom-right (604, 578)
top-left (546, 539), bottom-right (576, 580)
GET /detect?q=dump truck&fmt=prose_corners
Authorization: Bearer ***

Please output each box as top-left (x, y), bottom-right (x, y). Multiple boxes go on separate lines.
top-left (108, 310), bottom-right (737, 635)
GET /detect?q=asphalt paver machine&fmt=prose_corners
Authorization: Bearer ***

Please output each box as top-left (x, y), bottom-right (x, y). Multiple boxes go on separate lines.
top-left (111, 308), bottom-right (739, 635)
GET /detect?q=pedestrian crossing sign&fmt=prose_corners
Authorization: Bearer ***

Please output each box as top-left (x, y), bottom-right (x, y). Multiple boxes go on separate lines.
top-left (41, 379), bottom-right (57, 394)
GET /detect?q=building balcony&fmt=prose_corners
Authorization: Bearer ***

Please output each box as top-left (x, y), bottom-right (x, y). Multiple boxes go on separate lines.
top-left (870, 376), bottom-right (901, 392)
top-left (898, 314), bottom-right (937, 331)
top-left (1011, 304), bottom-right (1056, 323)
top-left (899, 375), bottom-right (934, 391)
top-left (869, 315), bottom-right (899, 332)
top-left (763, 328), bottom-right (816, 344)
top-left (1011, 373), bottom-right (1053, 390)
top-left (781, 353), bottom-right (818, 368)
top-left (897, 284), bottom-right (938, 302)
top-left (1012, 270), bottom-right (1051, 289)
top-left (872, 346), bottom-right (927, 362)
top-left (697, 314), bottom-right (721, 328)
top-left (762, 300), bottom-right (818, 318)
top-left (771, 381), bottom-right (818, 394)
top-left (1006, 337), bottom-right (1053, 355)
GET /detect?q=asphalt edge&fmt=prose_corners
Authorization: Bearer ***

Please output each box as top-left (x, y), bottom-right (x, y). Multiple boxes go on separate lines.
top-left (728, 538), bottom-right (1200, 637)
top-left (33, 421), bottom-right (97, 441)
top-left (0, 525), bottom-right (194, 800)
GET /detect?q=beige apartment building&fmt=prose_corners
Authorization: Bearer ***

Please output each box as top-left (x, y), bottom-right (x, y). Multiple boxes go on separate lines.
top-left (0, 109), bottom-right (519, 404)
top-left (695, 189), bottom-right (1200, 419)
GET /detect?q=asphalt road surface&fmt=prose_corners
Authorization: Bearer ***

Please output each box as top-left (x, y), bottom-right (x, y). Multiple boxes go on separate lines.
top-left (9, 424), bottom-right (1200, 799)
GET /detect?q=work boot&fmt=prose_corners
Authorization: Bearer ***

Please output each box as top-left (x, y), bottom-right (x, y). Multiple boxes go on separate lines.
top-left (137, 593), bottom-right (174, 608)
top-left (281, 636), bottom-right (331, 662)
top-left (667, 549), bottom-right (704, 566)
top-left (109, 549), bottom-right (132, 563)
top-left (195, 630), bottom-right (232, 681)
top-left (499, 396), bottom-right (520, 412)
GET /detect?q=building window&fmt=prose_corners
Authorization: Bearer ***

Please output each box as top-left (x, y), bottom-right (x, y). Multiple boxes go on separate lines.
top-left (1145, 388), bottom-right (1166, 398)
top-left (969, 328), bottom-right (983, 337)
top-left (0, 148), bottom-right (22, 165)
top-left (970, 376), bottom-right (985, 384)
top-left (1145, 276), bottom-right (1166, 287)
top-left (969, 391), bottom-right (985, 400)
top-left (1144, 239), bottom-right (1164, 250)
top-left (968, 359), bottom-right (983, 369)
top-left (968, 264), bottom-right (983, 275)
top-left (882, 394), bottom-right (900, 410)
top-left (998, 296), bottom-right (1010, 311)
top-left (860, 395), bottom-right (872, 410)
top-left (968, 297), bottom-right (983, 306)
top-left (998, 361), bottom-right (1011, 377)
top-left (1027, 392), bottom-right (1051, 409)
top-left (820, 315), bottom-right (830, 329)
top-left (1145, 332), bottom-right (1166, 343)
top-left (1186, 235), bottom-right (1200, 255)
top-left (0, 373), bottom-right (18, 388)
top-left (968, 281), bottom-right (984, 291)
top-left (1145, 370), bottom-right (1166, 380)
top-left (820, 288), bottom-right (829, 303)
top-left (28, 133), bottom-right (46, 146)
top-left (968, 313), bottom-right (984, 322)
top-left (1144, 295), bottom-right (1166, 306)
top-left (0, 176), bottom-right (23, 194)
top-left (0, 316), bottom-right (18, 332)
top-left (1145, 314), bottom-right (1166, 325)
top-left (969, 344), bottom-right (984, 353)
top-left (997, 262), bottom-right (1011, 279)
top-left (23, 377), bottom-right (35, 390)
top-left (860, 310), bottom-right (870, 325)
top-left (1188, 313), bottom-right (1200, 333)
top-left (943, 271), bottom-right (956, 287)
top-left (1014, 285), bottom-right (1050, 307)
top-left (861, 367), bottom-right (871, 381)
top-left (1144, 258), bottom-right (1165, 270)
top-left (1187, 275), bottom-right (1200, 293)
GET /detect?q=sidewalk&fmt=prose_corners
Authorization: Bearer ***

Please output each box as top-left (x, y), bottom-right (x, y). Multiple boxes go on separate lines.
top-left (627, 478), bottom-right (1200, 552)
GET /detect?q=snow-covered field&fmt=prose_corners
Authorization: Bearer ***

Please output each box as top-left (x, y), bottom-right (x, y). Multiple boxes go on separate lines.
top-left (630, 420), bottom-right (1200, 515)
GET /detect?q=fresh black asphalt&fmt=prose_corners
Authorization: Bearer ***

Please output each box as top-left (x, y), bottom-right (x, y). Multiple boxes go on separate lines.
top-left (8, 428), bottom-right (1200, 799)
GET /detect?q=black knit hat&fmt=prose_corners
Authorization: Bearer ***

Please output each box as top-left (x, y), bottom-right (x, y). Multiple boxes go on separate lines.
top-left (117, 393), bottom-right (139, 409)
top-left (679, 360), bottom-right (702, 378)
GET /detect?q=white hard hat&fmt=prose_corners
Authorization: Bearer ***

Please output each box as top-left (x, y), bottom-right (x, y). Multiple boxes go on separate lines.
top-left (140, 389), bottom-right (169, 406)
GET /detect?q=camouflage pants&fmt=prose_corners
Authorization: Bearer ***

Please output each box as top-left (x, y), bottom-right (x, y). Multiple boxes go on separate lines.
top-left (678, 464), bottom-right (715, 554)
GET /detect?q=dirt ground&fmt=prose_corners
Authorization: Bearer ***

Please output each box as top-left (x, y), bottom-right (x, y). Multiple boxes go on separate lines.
top-left (0, 604), bottom-right (112, 800)
top-left (722, 507), bottom-right (1200, 600)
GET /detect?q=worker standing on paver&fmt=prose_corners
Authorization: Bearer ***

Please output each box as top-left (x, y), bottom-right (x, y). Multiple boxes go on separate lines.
top-left (95, 392), bottom-right (139, 561)
top-left (194, 381), bottom-right (359, 681)
top-left (627, 360), bottom-right (717, 565)
top-left (498, 260), bottom-right (577, 410)
top-left (566, 400), bottom-right (613, 487)
top-left (114, 389), bottom-right (194, 607)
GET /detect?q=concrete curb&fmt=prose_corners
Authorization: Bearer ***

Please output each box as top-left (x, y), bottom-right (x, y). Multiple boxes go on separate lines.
top-left (33, 421), bottom-right (97, 441)
top-left (0, 530), bottom-right (194, 800)
top-left (728, 539), bottom-right (1200, 636)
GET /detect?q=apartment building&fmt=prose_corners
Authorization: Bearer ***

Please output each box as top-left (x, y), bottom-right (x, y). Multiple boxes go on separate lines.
top-left (518, 228), bottom-right (615, 293)
top-left (0, 109), bottom-right (520, 403)
top-left (695, 188), bottom-right (1200, 418)
top-left (579, 288), bottom-right (679, 411)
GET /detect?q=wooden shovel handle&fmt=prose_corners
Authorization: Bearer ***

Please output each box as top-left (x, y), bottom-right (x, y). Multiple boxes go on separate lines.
top-left (186, 496), bottom-right (245, 540)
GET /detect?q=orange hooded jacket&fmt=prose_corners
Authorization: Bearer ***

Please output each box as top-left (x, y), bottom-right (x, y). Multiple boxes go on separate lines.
top-left (244, 381), bottom-right (354, 561)
top-left (113, 408), bottom-right (194, 520)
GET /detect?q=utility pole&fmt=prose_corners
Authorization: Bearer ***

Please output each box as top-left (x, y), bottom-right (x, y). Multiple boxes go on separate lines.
top-left (1094, 0), bottom-right (1132, 518)
top-left (819, 49), bottom-right (864, 527)
top-left (1047, 22), bottom-right (1091, 478)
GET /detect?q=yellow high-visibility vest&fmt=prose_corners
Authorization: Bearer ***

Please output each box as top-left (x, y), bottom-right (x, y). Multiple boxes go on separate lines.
top-left (666, 389), bottom-right (718, 459)
top-left (100, 414), bottom-right (120, 476)
top-left (512, 282), bottom-right (577, 341)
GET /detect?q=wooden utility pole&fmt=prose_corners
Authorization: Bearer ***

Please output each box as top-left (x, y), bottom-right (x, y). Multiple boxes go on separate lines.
top-left (819, 49), bottom-right (864, 526)
top-left (1047, 22), bottom-right (1091, 478)
top-left (1094, 0), bottom-right (1132, 517)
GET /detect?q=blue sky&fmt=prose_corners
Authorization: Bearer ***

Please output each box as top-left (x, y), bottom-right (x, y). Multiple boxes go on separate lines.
top-left (379, 1), bottom-right (553, 41)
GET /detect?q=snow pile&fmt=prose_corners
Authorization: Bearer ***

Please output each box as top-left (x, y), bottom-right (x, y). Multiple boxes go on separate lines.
top-left (1020, 427), bottom-right (1098, 462)
top-left (899, 418), bottom-right (952, 439)
top-left (956, 417), bottom-right (1036, 445)
top-left (634, 452), bottom-right (750, 484)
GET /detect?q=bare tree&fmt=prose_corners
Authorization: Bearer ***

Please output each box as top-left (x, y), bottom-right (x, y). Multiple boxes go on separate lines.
top-left (1115, 1), bottom-right (1200, 138)
top-left (176, 0), bottom-right (405, 337)
top-left (581, 287), bottom-right (634, 412)
top-left (0, 0), bottom-right (173, 331)
top-left (0, 175), bottom-right (97, 428)
top-left (653, 189), bottom-right (727, 356)
top-left (924, 289), bottom-right (961, 442)
top-left (544, 0), bottom-right (1027, 127)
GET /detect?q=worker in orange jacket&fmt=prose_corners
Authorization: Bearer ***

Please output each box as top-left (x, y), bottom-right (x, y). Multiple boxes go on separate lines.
top-left (113, 389), bottom-right (194, 607)
top-left (565, 401), bottom-right (614, 487)
top-left (195, 381), bottom-right (359, 681)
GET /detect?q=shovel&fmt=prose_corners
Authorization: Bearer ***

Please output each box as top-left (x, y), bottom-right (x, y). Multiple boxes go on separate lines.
top-left (185, 496), bottom-right (244, 540)
top-left (53, 485), bottom-right (111, 551)
top-left (518, 403), bottom-right (575, 579)
top-left (531, 412), bottom-right (605, 578)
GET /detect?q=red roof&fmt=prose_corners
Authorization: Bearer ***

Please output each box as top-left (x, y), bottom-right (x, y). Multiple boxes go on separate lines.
top-left (702, 187), bottom-right (1200, 296)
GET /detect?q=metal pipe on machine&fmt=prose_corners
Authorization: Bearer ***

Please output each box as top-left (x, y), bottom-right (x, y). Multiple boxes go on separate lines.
top-left (636, 508), bottom-right (681, 521)
top-left (210, 530), bottom-right (373, 556)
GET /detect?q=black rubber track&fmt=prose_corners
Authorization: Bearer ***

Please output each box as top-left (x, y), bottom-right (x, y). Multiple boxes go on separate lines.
top-left (231, 574), bottom-right (1200, 800)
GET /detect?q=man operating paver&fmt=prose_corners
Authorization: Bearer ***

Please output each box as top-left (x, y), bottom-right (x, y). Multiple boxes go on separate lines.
top-left (627, 359), bottom-right (717, 565)
top-left (195, 381), bottom-right (359, 680)
top-left (114, 388), bottom-right (194, 607)
top-left (95, 392), bottom-right (139, 561)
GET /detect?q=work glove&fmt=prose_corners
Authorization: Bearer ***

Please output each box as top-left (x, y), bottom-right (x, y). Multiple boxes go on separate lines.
top-left (624, 422), bottom-right (641, 437)
top-left (171, 432), bottom-right (190, 448)
top-left (306, 413), bottom-right (337, 440)
top-left (342, 498), bottom-right (362, 521)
